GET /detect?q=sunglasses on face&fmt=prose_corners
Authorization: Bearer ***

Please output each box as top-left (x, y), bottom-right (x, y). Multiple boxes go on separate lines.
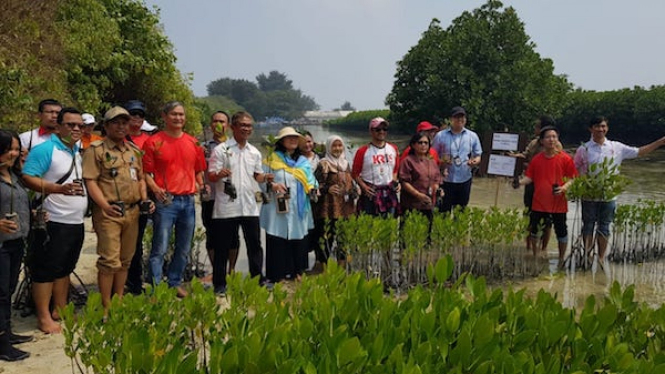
top-left (372, 128), bottom-right (388, 132)
top-left (62, 122), bottom-right (83, 129)
top-left (416, 141), bottom-right (430, 145)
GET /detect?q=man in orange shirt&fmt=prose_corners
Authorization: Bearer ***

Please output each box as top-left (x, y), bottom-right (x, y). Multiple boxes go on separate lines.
top-left (80, 113), bottom-right (102, 150)
top-left (142, 101), bottom-right (206, 297)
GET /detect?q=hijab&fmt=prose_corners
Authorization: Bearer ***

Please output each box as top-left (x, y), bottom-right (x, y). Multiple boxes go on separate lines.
top-left (321, 135), bottom-right (349, 173)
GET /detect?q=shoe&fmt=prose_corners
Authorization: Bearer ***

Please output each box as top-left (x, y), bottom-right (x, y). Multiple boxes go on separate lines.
top-left (8, 332), bottom-right (33, 345)
top-left (214, 285), bottom-right (227, 296)
top-left (0, 345), bottom-right (30, 362)
top-left (175, 286), bottom-right (189, 298)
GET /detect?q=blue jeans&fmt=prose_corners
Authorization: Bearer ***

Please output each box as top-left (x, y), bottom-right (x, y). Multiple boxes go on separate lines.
top-left (581, 200), bottom-right (616, 238)
top-left (149, 195), bottom-right (196, 287)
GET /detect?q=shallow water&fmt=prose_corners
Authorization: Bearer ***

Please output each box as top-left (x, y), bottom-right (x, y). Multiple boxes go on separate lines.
top-left (253, 124), bottom-right (665, 309)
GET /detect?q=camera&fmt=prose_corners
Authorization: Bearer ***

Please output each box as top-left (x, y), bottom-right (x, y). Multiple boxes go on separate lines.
top-left (5, 213), bottom-right (19, 232)
top-left (309, 189), bottom-right (319, 203)
top-left (33, 208), bottom-right (47, 230)
top-left (552, 183), bottom-right (559, 195)
top-left (200, 187), bottom-right (211, 202)
top-left (111, 201), bottom-right (125, 216)
top-left (73, 179), bottom-right (85, 196)
top-left (139, 200), bottom-right (152, 215)
top-left (223, 180), bottom-right (238, 200)
top-left (276, 195), bottom-right (289, 213)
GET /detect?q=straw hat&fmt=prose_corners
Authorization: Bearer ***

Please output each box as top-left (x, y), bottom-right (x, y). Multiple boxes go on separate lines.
top-left (275, 126), bottom-right (305, 142)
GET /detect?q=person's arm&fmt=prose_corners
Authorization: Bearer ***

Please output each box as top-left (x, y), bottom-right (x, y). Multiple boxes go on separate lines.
top-left (638, 136), bottom-right (665, 157)
top-left (22, 174), bottom-right (79, 195)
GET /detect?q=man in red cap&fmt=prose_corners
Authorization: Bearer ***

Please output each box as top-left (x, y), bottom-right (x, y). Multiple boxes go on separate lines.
top-left (399, 121), bottom-right (440, 163)
top-left (352, 117), bottom-right (400, 216)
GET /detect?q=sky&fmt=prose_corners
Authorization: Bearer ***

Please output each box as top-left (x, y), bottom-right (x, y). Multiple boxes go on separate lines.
top-left (145, 0), bottom-right (665, 111)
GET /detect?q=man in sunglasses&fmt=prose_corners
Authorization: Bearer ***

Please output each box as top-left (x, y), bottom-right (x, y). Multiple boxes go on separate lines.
top-left (22, 107), bottom-right (88, 333)
top-left (352, 117), bottom-right (400, 216)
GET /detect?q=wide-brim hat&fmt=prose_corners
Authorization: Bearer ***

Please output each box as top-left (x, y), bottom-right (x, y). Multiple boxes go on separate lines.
top-left (275, 126), bottom-right (305, 142)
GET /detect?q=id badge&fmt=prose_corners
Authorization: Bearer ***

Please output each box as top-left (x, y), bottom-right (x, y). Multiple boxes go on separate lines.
top-left (130, 167), bottom-right (138, 181)
top-left (453, 156), bottom-right (462, 166)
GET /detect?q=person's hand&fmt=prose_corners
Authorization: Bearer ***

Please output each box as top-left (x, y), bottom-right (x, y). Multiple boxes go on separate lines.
top-left (0, 218), bottom-right (18, 234)
top-left (511, 177), bottom-right (521, 189)
top-left (467, 158), bottom-right (480, 166)
top-left (103, 203), bottom-right (123, 217)
top-left (216, 168), bottom-right (232, 178)
top-left (328, 185), bottom-right (341, 195)
top-left (418, 192), bottom-right (431, 205)
top-left (147, 201), bottom-right (156, 214)
top-left (362, 184), bottom-right (376, 197)
top-left (152, 187), bottom-right (169, 202)
top-left (61, 182), bottom-right (84, 195)
top-left (264, 173), bottom-right (275, 183)
top-left (508, 152), bottom-right (525, 159)
top-left (271, 182), bottom-right (288, 194)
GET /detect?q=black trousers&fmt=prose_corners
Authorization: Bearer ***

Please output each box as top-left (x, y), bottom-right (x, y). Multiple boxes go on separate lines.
top-left (439, 179), bottom-right (473, 213)
top-left (0, 239), bottom-right (24, 333)
top-left (265, 234), bottom-right (307, 282)
top-left (126, 214), bottom-right (148, 292)
top-left (211, 217), bottom-right (263, 288)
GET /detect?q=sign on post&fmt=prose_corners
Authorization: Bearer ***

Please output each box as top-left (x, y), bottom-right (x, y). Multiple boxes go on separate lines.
top-left (491, 133), bottom-right (520, 152)
top-left (487, 154), bottom-right (516, 177)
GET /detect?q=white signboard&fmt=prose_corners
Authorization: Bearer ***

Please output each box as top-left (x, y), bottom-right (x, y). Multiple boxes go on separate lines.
top-left (492, 133), bottom-right (520, 151)
top-left (487, 154), bottom-right (516, 177)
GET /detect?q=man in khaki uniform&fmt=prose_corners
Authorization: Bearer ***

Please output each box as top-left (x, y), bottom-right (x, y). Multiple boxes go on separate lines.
top-left (83, 107), bottom-right (153, 309)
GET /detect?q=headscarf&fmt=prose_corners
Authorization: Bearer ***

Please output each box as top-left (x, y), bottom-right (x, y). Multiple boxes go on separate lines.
top-left (264, 150), bottom-right (316, 219)
top-left (320, 135), bottom-right (349, 173)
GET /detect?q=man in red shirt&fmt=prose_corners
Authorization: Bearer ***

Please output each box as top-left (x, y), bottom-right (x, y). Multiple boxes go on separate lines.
top-left (516, 126), bottom-right (577, 264)
top-left (142, 101), bottom-right (206, 297)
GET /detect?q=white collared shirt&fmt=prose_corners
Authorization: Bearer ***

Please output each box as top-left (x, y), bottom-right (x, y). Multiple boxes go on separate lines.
top-left (208, 138), bottom-right (263, 218)
top-left (574, 138), bottom-right (638, 175)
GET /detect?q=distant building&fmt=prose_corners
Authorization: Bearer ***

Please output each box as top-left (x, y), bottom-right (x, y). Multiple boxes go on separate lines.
top-left (301, 110), bottom-right (353, 124)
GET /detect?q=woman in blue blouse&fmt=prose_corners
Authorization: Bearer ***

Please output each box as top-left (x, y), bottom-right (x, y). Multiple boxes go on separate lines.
top-left (260, 127), bottom-right (317, 282)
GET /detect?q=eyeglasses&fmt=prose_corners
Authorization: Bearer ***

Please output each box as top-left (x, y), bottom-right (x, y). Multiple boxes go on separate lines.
top-left (372, 128), bottom-right (388, 132)
top-left (62, 122), bottom-right (83, 129)
top-left (416, 141), bottom-right (430, 145)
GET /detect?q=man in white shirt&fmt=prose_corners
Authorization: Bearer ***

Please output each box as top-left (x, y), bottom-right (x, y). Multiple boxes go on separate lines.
top-left (19, 99), bottom-right (62, 152)
top-left (574, 116), bottom-right (665, 262)
top-left (207, 111), bottom-right (273, 294)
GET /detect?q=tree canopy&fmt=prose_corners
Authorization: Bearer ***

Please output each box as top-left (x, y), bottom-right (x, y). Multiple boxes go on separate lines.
top-left (206, 70), bottom-right (319, 121)
top-left (0, 0), bottom-right (200, 134)
top-left (386, 0), bottom-right (571, 134)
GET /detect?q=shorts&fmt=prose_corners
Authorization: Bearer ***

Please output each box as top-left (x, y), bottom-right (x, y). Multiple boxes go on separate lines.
top-left (529, 211), bottom-right (568, 243)
top-left (30, 221), bottom-right (84, 283)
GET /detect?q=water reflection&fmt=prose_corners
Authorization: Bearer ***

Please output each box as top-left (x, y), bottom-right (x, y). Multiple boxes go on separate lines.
top-left (253, 124), bottom-right (665, 309)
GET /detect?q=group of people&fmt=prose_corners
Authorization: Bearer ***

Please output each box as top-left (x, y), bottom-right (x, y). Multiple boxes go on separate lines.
top-left (1, 98), bottom-right (663, 363)
top-left (513, 116), bottom-right (665, 265)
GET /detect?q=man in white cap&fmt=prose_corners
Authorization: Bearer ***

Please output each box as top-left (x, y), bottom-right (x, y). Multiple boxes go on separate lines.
top-left (80, 113), bottom-right (102, 150)
top-left (352, 117), bottom-right (400, 216)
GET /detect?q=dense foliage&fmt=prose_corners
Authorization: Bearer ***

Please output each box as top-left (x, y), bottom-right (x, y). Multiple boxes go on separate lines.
top-left (206, 70), bottom-right (319, 121)
top-left (558, 86), bottom-right (665, 144)
top-left (324, 109), bottom-right (391, 131)
top-left (0, 0), bottom-right (200, 134)
top-left (63, 258), bottom-right (665, 373)
top-left (386, 0), bottom-right (571, 134)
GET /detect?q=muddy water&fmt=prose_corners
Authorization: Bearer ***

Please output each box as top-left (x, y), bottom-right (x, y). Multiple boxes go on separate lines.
top-left (253, 125), bottom-right (665, 309)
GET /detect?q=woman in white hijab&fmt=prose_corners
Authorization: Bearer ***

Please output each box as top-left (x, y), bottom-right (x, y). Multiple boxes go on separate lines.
top-left (311, 135), bottom-right (358, 270)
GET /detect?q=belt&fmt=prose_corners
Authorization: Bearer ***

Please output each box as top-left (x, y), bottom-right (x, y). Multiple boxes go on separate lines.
top-left (110, 201), bottom-right (140, 208)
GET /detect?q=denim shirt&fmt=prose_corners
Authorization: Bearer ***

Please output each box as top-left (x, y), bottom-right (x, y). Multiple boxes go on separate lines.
top-left (432, 128), bottom-right (483, 183)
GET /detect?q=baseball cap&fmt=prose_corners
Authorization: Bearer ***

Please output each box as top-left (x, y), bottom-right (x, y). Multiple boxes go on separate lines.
top-left (416, 121), bottom-right (437, 132)
top-left (451, 106), bottom-right (467, 117)
top-left (82, 113), bottom-right (96, 125)
top-left (104, 106), bottom-right (131, 123)
top-left (369, 117), bottom-right (388, 130)
top-left (123, 100), bottom-right (146, 115)
top-left (141, 120), bottom-right (157, 132)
